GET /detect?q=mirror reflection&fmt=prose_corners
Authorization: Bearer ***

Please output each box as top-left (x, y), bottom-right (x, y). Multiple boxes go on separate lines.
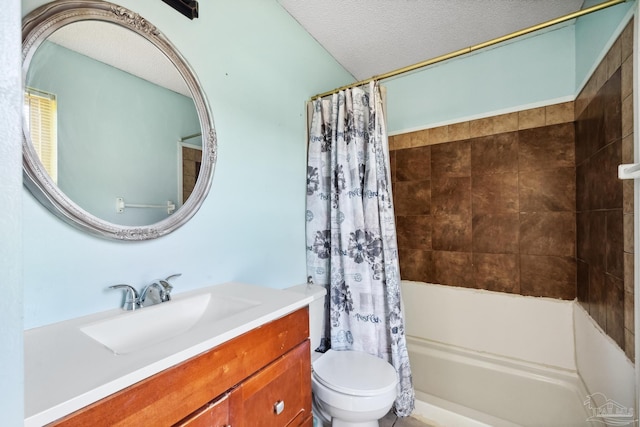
top-left (25, 21), bottom-right (202, 227)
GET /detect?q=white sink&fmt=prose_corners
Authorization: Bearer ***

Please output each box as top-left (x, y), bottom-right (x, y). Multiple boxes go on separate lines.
top-left (80, 292), bottom-right (259, 354)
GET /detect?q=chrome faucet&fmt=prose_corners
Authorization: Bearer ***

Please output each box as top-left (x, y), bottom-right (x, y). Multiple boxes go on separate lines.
top-left (109, 284), bottom-right (140, 311)
top-left (109, 274), bottom-right (181, 310)
top-left (139, 282), bottom-right (167, 307)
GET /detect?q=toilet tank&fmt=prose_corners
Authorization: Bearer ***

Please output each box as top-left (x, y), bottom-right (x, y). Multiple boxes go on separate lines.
top-left (286, 284), bottom-right (326, 352)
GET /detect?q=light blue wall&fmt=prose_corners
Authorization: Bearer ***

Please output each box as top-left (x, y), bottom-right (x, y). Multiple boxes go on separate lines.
top-left (21, 0), bottom-right (354, 329)
top-left (10, 1), bottom-right (638, 423)
top-left (575, 0), bottom-right (635, 91)
top-left (386, 24), bottom-right (576, 133)
top-left (385, 2), bottom-right (636, 135)
top-left (1, 0), bottom-right (23, 424)
top-left (28, 41), bottom-right (200, 225)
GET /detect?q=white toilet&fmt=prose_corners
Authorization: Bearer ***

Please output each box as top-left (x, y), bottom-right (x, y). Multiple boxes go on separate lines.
top-left (287, 284), bottom-right (398, 427)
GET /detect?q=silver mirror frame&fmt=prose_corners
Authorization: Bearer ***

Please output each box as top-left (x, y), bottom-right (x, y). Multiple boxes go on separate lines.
top-left (22, 0), bottom-right (217, 241)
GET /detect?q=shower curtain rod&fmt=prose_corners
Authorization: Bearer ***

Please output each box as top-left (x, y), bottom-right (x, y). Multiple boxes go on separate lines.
top-left (311, 0), bottom-right (629, 100)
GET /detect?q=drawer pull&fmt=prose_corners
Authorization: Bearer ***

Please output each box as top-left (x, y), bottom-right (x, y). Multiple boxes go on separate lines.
top-left (273, 400), bottom-right (285, 415)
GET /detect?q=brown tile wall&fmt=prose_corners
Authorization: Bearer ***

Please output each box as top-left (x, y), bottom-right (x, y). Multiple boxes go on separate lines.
top-left (391, 112), bottom-right (577, 300)
top-left (575, 20), bottom-right (634, 360)
top-left (389, 20), bottom-right (634, 360)
top-left (182, 146), bottom-right (201, 203)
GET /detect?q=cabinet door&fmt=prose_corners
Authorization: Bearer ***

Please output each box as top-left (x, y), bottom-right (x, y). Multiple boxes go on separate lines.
top-left (174, 393), bottom-right (229, 427)
top-left (230, 340), bottom-right (311, 427)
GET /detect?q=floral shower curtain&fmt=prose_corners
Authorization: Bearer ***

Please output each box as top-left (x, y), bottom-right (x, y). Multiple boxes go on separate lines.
top-left (305, 81), bottom-right (415, 416)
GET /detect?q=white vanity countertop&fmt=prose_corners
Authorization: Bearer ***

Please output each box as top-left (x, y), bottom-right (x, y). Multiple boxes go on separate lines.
top-left (24, 282), bottom-right (313, 427)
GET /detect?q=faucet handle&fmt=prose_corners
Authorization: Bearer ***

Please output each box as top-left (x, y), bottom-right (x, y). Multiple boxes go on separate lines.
top-left (109, 284), bottom-right (140, 311)
top-left (163, 273), bottom-right (182, 283)
top-left (158, 274), bottom-right (181, 300)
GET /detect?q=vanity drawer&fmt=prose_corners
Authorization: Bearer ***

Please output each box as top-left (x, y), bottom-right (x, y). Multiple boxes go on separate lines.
top-left (174, 393), bottom-right (229, 427)
top-left (230, 340), bottom-right (311, 427)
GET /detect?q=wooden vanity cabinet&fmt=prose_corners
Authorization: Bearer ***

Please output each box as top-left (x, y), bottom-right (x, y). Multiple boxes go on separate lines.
top-left (48, 308), bottom-right (311, 427)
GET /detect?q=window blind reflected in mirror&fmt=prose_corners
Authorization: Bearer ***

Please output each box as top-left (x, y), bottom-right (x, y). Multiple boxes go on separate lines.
top-left (25, 88), bottom-right (58, 183)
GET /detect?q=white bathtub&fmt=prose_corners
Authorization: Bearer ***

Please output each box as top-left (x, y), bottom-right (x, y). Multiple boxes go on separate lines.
top-left (407, 337), bottom-right (592, 426)
top-left (400, 280), bottom-right (633, 427)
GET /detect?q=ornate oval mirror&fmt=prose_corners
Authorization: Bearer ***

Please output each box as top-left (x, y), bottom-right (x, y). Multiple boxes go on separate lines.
top-left (22, 0), bottom-right (216, 240)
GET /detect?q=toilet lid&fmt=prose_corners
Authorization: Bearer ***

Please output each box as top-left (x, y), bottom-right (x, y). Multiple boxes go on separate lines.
top-left (312, 349), bottom-right (398, 397)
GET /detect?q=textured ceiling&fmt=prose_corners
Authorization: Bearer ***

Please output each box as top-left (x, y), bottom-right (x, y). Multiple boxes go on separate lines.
top-left (278, 0), bottom-right (585, 80)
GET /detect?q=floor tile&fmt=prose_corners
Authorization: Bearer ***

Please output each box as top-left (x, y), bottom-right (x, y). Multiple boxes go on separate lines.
top-left (380, 410), bottom-right (435, 427)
